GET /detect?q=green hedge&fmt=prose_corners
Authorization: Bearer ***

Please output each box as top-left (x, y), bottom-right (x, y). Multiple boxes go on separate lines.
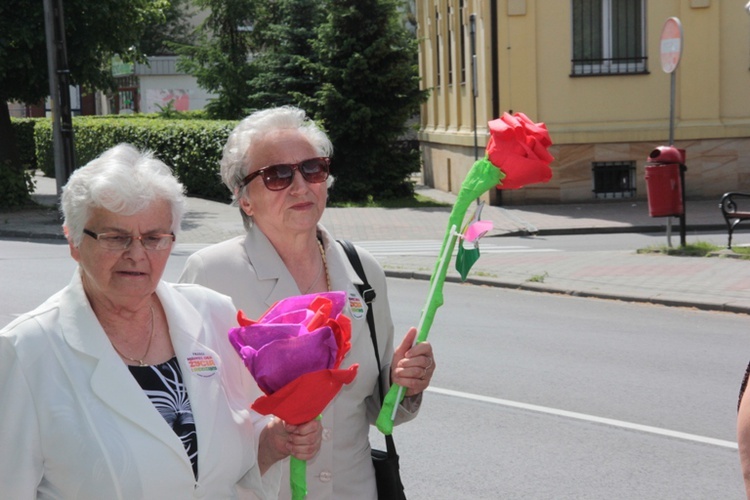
top-left (81, 110), bottom-right (209, 120)
top-left (10, 118), bottom-right (39, 170)
top-left (35, 117), bottom-right (237, 201)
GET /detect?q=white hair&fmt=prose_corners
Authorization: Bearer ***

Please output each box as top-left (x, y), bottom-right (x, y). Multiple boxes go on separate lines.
top-left (61, 143), bottom-right (187, 246)
top-left (220, 106), bottom-right (334, 228)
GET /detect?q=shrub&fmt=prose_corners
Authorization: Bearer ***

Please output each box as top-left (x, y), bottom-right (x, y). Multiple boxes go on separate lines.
top-left (0, 160), bottom-right (35, 209)
top-left (11, 117), bottom-right (39, 170)
top-left (35, 117), bottom-right (237, 200)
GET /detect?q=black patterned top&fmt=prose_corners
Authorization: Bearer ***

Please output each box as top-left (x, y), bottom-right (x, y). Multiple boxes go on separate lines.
top-left (129, 357), bottom-right (198, 479)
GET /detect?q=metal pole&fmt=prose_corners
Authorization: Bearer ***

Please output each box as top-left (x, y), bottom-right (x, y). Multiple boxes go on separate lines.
top-left (679, 164), bottom-right (686, 247)
top-left (470, 14), bottom-right (478, 161)
top-left (669, 72), bottom-right (675, 146)
top-left (43, 0), bottom-right (64, 196)
top-left (669, 71), bottom-right (687, 246)
top-left (54, 0), bottom-right (76, 182)
top-left (667, 70), bottom-right (681, 245)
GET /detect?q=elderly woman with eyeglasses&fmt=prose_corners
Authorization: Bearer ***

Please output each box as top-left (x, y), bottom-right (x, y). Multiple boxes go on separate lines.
top-left (179, 106), bottom-right (436, 499)
top-left (0, 143), bottom-right (322, 499)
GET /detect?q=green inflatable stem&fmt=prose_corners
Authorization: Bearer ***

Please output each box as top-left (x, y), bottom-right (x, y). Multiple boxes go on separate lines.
top-left (290, 414), bottom-right (322, 499)
top-left (290, 456), bottom-right (307, 500)
top-left (375, 159), bottom-right (503, 435)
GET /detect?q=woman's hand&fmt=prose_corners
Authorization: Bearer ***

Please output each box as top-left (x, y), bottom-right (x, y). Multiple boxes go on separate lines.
top-left (283, 418), bottom-right (323, 461)
top-left (390, 327), bottom-right (436, 397)
top-left (258, 417), bottom-right (323, 474)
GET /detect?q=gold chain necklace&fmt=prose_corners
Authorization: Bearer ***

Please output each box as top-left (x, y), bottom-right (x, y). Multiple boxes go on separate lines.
top-left (303, 246), bottom-right (325, 294)
top-left (317, 238), bottom-right (331, 292)
top-left (111, 306), bottom-right (155, 367)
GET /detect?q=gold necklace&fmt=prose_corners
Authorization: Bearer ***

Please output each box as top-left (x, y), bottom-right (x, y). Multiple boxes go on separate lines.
top-left (317, 238), bottom-right (331, 292)
top-left (111, 306), bottom-right (155, 367)
top-left (303, 248), bottom-right (325, 294)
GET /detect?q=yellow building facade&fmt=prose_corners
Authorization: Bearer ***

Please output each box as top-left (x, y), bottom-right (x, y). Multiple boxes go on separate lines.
top-left (417, 0), bottom-right (750, 205)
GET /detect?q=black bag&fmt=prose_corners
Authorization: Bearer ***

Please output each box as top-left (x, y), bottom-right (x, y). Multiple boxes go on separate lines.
top-left (371, 441), bottom-right (406, 500)
top-left (338, 240), bottom-right (407, 500)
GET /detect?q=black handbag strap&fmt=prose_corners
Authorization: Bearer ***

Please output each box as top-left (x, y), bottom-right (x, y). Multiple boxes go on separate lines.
top-left (337, 239), bottom-right (398, 455)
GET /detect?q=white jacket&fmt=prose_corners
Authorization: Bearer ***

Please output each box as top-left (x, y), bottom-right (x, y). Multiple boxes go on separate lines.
top-left (0, 272), bottom-right (279, 499)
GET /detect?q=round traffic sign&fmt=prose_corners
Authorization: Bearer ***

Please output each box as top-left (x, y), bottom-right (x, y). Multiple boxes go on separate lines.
top-left (660, 17), bottom-right (683, 74)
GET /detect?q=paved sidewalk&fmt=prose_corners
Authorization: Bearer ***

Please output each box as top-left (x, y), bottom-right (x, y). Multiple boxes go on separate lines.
top-left (2, 171), bottom-right (749, 314)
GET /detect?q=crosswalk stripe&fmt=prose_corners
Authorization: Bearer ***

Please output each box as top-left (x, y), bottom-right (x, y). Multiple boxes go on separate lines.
top-left (356, 240), bottom-right (560, 257)
top-left (173, 241), bottom-right (560, 258)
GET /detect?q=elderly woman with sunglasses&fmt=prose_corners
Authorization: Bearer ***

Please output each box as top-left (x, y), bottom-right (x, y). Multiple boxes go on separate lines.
top-left (0, 143), bottom-right (322, 499)
top-left (179, 106), bottom-right (436, 499)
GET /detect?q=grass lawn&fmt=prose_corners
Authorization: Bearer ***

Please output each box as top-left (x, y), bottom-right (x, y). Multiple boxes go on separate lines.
top-left (328, 193), bottom-right (450, 209)
top-left (637, 241), bottom-right (750, 259)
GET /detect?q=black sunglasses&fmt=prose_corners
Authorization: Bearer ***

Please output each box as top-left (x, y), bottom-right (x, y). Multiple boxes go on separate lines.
top-left (240, 157), bottom-right (331, 191)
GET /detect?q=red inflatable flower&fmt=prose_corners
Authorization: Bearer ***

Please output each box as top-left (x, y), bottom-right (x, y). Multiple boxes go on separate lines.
top-left (487, 112), bottom-right (554, 190)
top-left (229, 291), bottom-right (358, 425)
top-left (376, 111), bottom-right (555, 434)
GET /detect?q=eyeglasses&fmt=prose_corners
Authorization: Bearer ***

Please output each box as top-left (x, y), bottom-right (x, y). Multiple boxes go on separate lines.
top-left (83, 228), bottom-right (176, 251)
top-left (239, 157), bottom-right (331, 192)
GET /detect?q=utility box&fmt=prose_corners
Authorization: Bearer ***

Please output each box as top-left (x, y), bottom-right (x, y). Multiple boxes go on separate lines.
top-left (644, 146), bottom-right (686, 217)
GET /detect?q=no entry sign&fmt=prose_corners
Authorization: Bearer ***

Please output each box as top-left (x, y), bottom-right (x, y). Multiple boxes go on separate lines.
top-left (660, 17), bottom-right (683, 74)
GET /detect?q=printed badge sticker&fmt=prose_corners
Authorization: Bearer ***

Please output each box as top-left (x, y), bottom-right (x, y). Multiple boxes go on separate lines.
top-left (187, 352), bottom-right (218, 377)
top-left (347, 289), bottom-right (365, 319)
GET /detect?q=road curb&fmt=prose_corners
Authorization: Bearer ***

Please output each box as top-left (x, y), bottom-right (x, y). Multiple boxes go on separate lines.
top-left (383, 269), bottom-right (750, 316)
top-left (498, 223), bottom-right (728, 238)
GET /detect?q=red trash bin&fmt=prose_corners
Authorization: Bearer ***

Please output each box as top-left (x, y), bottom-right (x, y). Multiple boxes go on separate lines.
top-left (644, 146), bottom-right (685, 217)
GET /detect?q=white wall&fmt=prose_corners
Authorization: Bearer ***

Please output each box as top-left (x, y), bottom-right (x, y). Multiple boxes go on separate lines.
top-left (138, 74), bottom-right (216, 113)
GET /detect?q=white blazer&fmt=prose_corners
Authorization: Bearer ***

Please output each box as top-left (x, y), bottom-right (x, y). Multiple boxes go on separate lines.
top-left (0, 272), bottom-right (279, 499)
top-left (180, 225), bottom-right (420, 500)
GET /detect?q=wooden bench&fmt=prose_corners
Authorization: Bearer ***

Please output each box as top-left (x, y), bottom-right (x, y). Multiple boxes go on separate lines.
top-left (719, 192), bottom-right (750, 248)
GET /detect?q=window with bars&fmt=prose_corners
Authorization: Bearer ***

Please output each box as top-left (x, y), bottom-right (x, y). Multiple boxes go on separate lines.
top-left (571, 0), bottom-right (647, 76)
top-left (592, 161), bottom-right (636, 199)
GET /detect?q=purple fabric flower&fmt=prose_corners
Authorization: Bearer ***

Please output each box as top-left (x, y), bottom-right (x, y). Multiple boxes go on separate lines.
top-left (228, 291), bottom-right (353, 395)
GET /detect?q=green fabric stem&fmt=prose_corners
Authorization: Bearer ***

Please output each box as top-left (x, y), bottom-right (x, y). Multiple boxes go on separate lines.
top-left (376, 158), bottom-right (504, 435)
top-left (290, 456), bottom-right (307, 500)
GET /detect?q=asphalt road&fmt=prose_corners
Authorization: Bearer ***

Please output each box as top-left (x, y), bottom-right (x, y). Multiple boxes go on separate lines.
top-left (1, 238), bottom-right (746, 499)
top-left (384, 279), bottom-right (746, 499)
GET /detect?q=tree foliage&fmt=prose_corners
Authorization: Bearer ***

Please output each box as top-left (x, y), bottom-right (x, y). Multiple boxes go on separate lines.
top-left (181, 0), bottom-right (427, 201)
top-left (0, 0), bottom-right (168, 106)
top-left (0, 0), bottom-right (169, 205)
top-left (176, 0), bottom-right (261, 119)
top-left (140, 0), bottom-right (196, 56)
top-left (245, 0), bottom-right (324, 111)
top-left (312, 0), bottom-right (427, 201)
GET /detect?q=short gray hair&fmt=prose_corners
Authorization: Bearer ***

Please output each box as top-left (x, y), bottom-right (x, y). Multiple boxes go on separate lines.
top-left (220, 106), bottom-right (334, 203)
top-left (61, 143), bottom-right (187, 247)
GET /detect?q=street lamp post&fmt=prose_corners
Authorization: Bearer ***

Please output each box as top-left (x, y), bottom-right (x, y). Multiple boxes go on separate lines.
top-left (469, 14), bottom-right (478, 162)
top-left (43, 0), bottom-right (76, 195)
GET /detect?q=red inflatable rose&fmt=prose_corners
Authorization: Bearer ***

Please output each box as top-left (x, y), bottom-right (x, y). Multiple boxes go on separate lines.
top-left (488, 112), bottom-right (554, 189)
top-left (376, 111), bottom-right (555, 434)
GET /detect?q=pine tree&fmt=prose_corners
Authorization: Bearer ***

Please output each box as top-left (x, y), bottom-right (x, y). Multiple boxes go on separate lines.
top-left (246, 0), bottom-right (324, 111)
top-left (177, 0), bottom-right (261, 119)
top-left (311, 0), bottom-right (427, 201)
